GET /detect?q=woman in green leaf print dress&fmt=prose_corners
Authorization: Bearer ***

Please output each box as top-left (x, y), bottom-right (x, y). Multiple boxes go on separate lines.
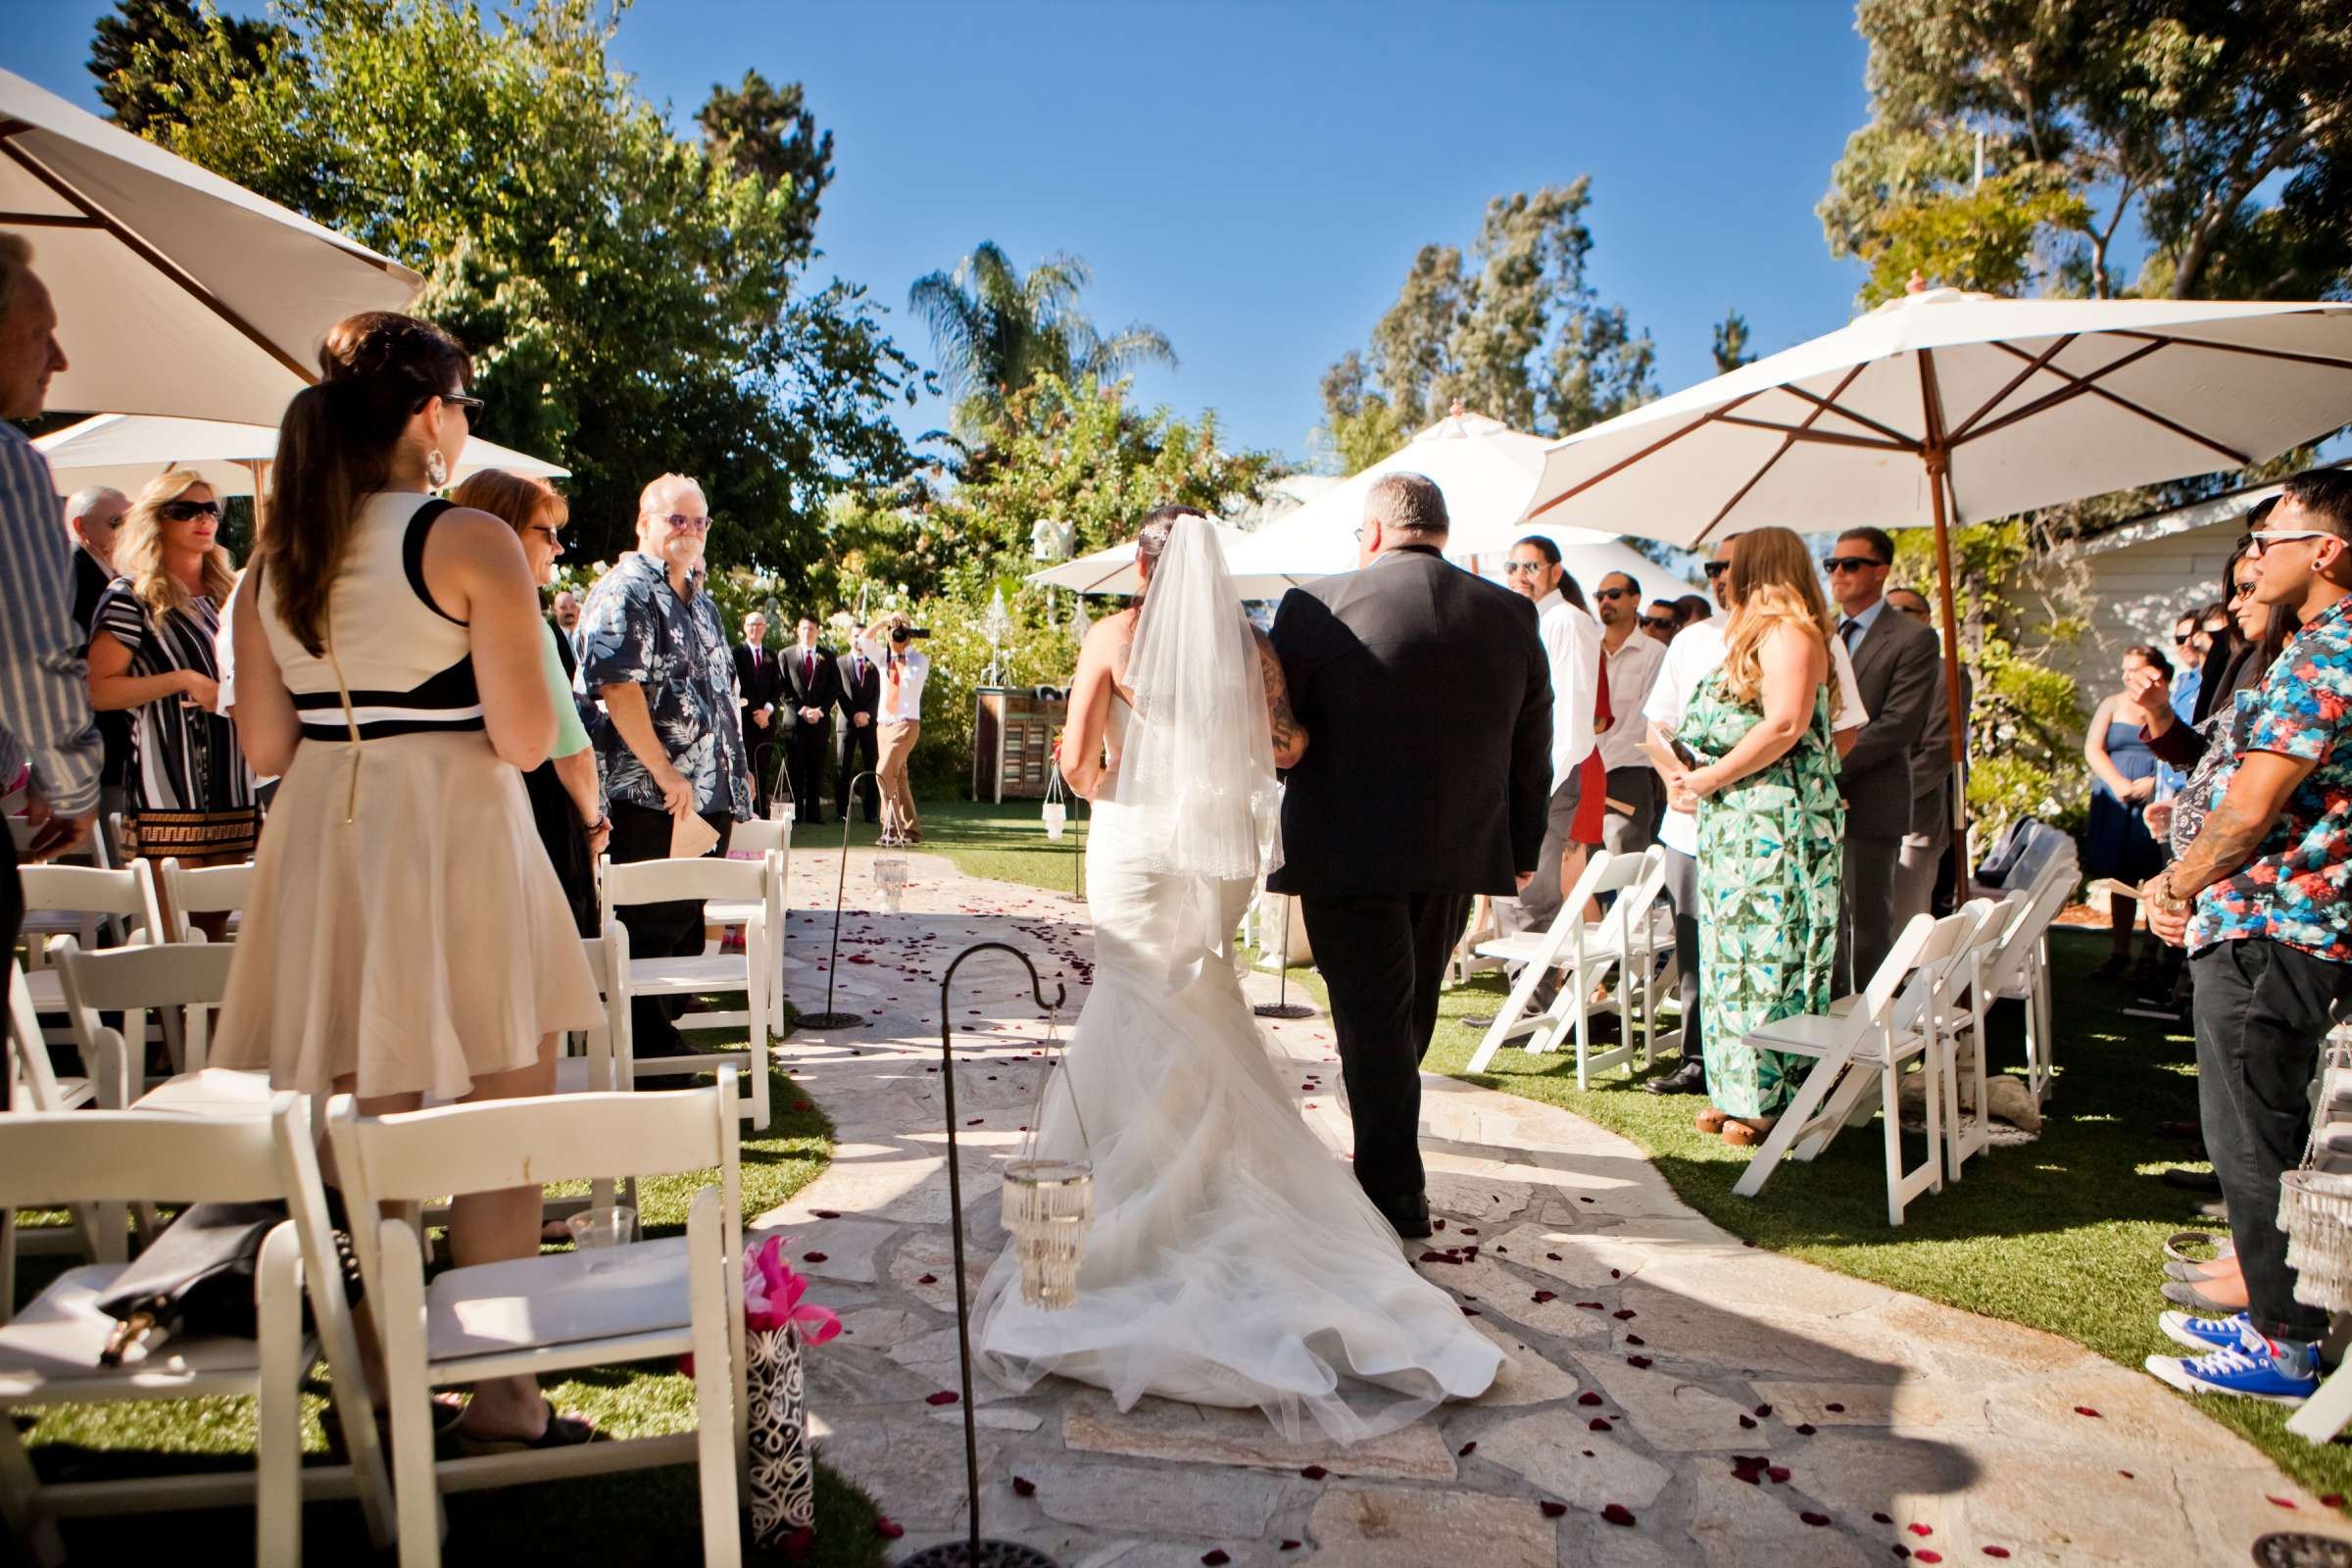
top-left (1661, 526), bottom-right (1845, 1148)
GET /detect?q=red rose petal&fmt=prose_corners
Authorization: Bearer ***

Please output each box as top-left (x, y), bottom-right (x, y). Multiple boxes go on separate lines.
top-left (916, 1273), bottom-right (938, 1285)
top-left (1533, 1290), bottom-right (1558, 1303)
top-left (1894, 1549), bottom-right (1911, 1561)
top-left (811, 1209), bottom-right (840, 1219)
top-left (1767, 1466), bottom-right (1791, 1483)
top-left (1984, 1550), bottom-right (2010, 1560)
top-left (1873, 1512), bottom-right (1893, 1524)
top-left (1739, 1414), bottom-right (1757, 1429)
top-left (1610, 1267), bottom-right (1621, 1278)
top-left (1601, 1502), bottom-right (1637, 1527)
top-left (1540, 1500), bottom-right (1567, 1518)
top-left (1628, 1355), bottom-right (1653, 1369)
top-left (1625, 1334), bottom-right (1645, 1346)
top-left (1280, 1543), bottom-right (1301, 1552)
top-left (1300, 1464), bottom-right (1328, 1480)
top-left (1546, 1251), bottom-right (1563, 1260)
top-left (1801, 1511), bottom-right (1830, 1526)
top-left (1202, 1553), bottom-right (1231, 1566)
top-left (2269, 1495), bottom-right (2298, 1509)
top-left (1011, 1476), bottom-right (1036, 1497)
top-left (1754, 1403), bottom-right (1773, 1417)
top-left (1589, 1416), bottom-right (1612, 1431)
top-left (1613, 1309), bottom-right (1637, 1320)
top-left (803, 1251), bottom-right (828, 1263)
top-left (1578, 1392), bottom-right (1603, 1406)
top-left (1458, 1441), bottom-right (1478, 1456)
top-left (1917, 1554), bottom-right (1942, 1565)
top-left (2325, 1494), bottom-right (2345, 1508)
top-left (2118, 1471), bottom-right (2133, 1480)
top-left (873, 1518), bottom-right (904, 1541)
top-left (1908, 1523), bottom-right (1933, 1537)
top-left (1794, 1422), bottom-right (1818, 1435)
top-left (925, 1391), bottom-right (959, 1406)
top-left (2073, 1405), bottom-right (2101, 1418)
top-left (1460, 1227), bottom-right (1479, 1236)
top-left (1825, 1402), bottom-right (1844, 1412)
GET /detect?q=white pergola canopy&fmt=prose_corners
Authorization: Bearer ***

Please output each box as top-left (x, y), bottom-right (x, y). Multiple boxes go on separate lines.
top-left (1, 66), bottom-right (419, 425)
top-left (37, 413), bottom-right (568, 502)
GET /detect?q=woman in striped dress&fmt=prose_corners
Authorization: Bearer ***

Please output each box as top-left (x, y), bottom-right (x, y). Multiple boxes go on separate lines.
top-left (87, 470), bottom-right (258, 894)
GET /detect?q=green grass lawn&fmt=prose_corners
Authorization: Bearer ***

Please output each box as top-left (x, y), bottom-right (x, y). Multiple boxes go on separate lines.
top-left (826, 795), bottom-right (1092, 898)
top-left (11, 1057), bottom-right (892, 1568)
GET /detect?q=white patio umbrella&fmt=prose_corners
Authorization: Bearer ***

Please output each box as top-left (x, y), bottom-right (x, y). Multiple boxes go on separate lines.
top-left (1229, 404), bottom-right (1627, 580)
top-left (1, 67), bottom-right (418, 424)
top-left (1523, 282), bottom-right (2352, 789)
top-left (36, 413), bottom-right (568, 501)
top-left (1028, 519), bottom-right (1305, 600)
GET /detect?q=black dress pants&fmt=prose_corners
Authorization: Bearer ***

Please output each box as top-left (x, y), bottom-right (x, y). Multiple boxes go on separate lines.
top-left (607, 801), bottom-right (733, 1054)
top-left (786, 724), bottom-right (831, 824)
top-left (0, 824), bottom-right (20, 1034)
top-left (836, 723), bottom-right (880, 821)
top-left (2192, 938), bottom-right (2352, 1343)
top-left (1299, 891), bottom-right (1471, 1207)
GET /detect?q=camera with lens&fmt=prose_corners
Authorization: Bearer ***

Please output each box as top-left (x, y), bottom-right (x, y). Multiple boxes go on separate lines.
top-left (891, 626), bottom-right (931, 644)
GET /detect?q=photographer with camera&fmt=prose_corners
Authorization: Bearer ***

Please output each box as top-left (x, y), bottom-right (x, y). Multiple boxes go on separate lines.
top-left (854, 610), bottom-right (930, 846)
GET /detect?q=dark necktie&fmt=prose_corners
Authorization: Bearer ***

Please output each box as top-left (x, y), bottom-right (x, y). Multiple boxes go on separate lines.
top-left (1840, 618), bottom-right (1862, 649)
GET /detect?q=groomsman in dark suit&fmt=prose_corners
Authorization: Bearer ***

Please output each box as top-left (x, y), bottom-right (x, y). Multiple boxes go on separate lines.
top-left (1827, 526), bottom-right (1941, 993)
top-left (776, 615), bottom-right (839, 825)
top-left (1269, 472), bottom-right (1553, 1240)
top-left (733, 612), bottom-right (783, 816)
top-left (835, 633), bottom-right (882, 823)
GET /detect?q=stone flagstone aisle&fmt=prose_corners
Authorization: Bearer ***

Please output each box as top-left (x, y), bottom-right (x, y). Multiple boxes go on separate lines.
top-left (762, 845), bottom-right (2352, 1567)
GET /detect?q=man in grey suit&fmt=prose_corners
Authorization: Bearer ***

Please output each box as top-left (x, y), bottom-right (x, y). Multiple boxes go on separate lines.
top-left (1269, 473), bottom-right (1553, 1240)
top-left (1827, 528), bottom-right (1942, 992)
top-left (1886, 586), bottom-right (1971, 922)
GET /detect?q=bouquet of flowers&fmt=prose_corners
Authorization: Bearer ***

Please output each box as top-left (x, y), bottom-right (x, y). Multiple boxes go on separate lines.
top-left (740, 1236), bottom-right (840, 1547)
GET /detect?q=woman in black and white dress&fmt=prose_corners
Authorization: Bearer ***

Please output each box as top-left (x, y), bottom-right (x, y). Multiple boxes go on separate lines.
top-left (87, 469), bottom-right (258, 885)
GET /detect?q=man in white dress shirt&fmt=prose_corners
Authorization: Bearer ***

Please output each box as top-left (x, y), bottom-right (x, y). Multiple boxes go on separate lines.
top-left (1640, 532), bottom-right (1870, 1094)
top-left (1504, 533), bottom-right (1600, 940)
top-left (855, 609), bottom-right (930, 846)
top-left (1592, 568), bottom-right (1667, 855)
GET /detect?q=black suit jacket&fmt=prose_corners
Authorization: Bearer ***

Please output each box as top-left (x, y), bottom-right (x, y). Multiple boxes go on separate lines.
top-left (776, 642), bottom-right (840, 728)
top-left (1837, 604), bottom-right (1942, 839)
top-left (733, 642), bottom-right (784, 718)
top-left (834, 649), bottom-right (880, 729)
top-left (1267, 547), bottom-right (1552, 897)
top-left (551, 617), bottom-right (578, 683)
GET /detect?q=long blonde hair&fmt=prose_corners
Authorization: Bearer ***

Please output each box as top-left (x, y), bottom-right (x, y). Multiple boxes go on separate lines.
top-left (1719, 525), bottom-right (1842, 719)
top-left (117, 468), bottom-right (238, 619)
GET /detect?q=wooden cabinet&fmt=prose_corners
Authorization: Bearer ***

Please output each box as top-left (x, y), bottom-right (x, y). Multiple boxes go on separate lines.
top-left (973, 686), bottom-right (1069, 802)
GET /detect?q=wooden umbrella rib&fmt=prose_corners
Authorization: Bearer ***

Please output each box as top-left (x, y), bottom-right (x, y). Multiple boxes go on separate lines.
top-left (1966, 339), bottom-right (2245, 465)
top-left (0, 137), bottom-right (315, 384)
top-left (1690, 364), bottom-right (1876, 548)
top-left (1712, 416), bottom-right (1910, 451)
top-left (2110, 328), bottom-right (2352, 374)
top-left (1523, 389), bottom-right (1768, 521)
top-left (1956, 340), bottom-right (2167, 443)
top-left (1947, 333), bottom-right (2079, 443)
top-left (1773, 381), bottom-right (1918, 447)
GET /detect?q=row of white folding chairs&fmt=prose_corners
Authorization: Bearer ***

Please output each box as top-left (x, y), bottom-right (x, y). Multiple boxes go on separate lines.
top-left (1463, 847), bottom-right (1677, 1087)
top-left (0, 1075), bottom-right (748, 1568)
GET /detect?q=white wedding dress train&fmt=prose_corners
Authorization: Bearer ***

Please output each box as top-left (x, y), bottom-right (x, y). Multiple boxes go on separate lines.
top-left (973, 707), bottom-right (1500, 1443)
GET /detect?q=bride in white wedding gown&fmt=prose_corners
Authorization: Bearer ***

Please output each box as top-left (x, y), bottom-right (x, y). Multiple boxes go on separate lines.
top-left (972, 508), bottom-right (1499, 1443)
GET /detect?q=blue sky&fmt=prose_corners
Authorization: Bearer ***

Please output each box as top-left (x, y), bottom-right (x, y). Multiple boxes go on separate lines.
top-left (7, 1), bottom-right (1877, 466)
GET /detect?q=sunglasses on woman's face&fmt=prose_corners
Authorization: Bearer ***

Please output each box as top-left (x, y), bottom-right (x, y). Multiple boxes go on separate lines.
top-left (2231, 579), bottom-right (2257, 600)
top-left (160, 500), bottom-right (221, 521)
top-left (439, 392), bottom-right (484, 430)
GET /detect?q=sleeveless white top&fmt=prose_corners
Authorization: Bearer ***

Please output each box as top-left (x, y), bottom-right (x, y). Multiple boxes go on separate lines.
top-left (256, 492), bottom-right (483, 739)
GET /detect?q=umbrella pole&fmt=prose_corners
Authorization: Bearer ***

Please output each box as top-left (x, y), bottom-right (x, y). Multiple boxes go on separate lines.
top-left (1924, 445), bottom-right (1971, 873)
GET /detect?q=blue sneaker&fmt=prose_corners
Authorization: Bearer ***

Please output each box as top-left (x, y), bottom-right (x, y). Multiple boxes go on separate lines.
top-left (2159, 1310), bottom-right (2250, 1354)
top-left (2145, 1333), bottom-right (2319, 1404)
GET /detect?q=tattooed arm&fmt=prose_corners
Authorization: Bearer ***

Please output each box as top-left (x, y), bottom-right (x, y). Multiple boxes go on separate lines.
top-left (1254, 626), bottom-right (1307, 769)
top-left (2141, 750), bottom-right (2313, 945)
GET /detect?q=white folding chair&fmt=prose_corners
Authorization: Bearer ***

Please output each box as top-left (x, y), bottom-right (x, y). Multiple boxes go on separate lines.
top-left (5, 959), bottom-right (100, 1117)
top-left (46, 937), bottom-right (269, 1119)
top-left (1969, 849), bottom-right (2078, 1108)
top-left (327, 1073), bottom-right (744, 1568)
top-left (599, 855), bottom-right (772, 1129)
top-left (0, 1095), bottom-right (394, 1567)
top-left (157, 857), bottom-right (256, 945)
top-left (1729, 911), bottom-right (1960, 1226)
top-left (14, 862), bottom-right (169, 1054)
top-left (4, 961), bottom-right (122, 1298)
top-left (1450, 896), bottom-right (1507, 988)
top-left (1466, 851), bottom-right (1671, 1087)
top-left (1923, 901), bottom-right (2008, 1181)
top-left (700, 828), bottom-right (790, 1049)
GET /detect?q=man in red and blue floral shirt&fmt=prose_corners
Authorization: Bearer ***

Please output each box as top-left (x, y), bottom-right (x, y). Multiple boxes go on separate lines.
top-left (2143, 468), bottom-right (2352, 1405)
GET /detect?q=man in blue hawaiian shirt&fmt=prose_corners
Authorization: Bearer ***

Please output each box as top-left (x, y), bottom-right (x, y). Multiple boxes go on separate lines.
top-left (2142, 468), bottom-right (2352, 1406)
top-left (579, 472), bottom-right (753, 1053)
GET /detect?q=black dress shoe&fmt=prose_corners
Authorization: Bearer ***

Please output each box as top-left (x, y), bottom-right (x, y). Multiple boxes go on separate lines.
top-left (2162, 1167), bottom-right (2225, 1195)
top-left (1643, 1055), bottom-right (1707, 1096)
top-left (1374, 1193), bottom-right (1433, 1240)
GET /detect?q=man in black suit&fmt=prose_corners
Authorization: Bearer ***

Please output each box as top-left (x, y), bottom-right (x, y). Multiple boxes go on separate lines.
top-left (1827, 527), bottom-right (1942, 993)
top-left (834, 632), bottom-right (882, 823)
top-left (775, 615), bottom-right (839, 825)
top-left (733, 612), bottom-right (783, 816)
top-left (1269, 472), bottom-right (1552, 1240)
top-left (63, 486), bottom-right (129, 818)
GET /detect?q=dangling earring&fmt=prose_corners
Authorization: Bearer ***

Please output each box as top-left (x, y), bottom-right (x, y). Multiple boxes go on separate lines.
top-left (425, 448), bottom-right (449, 489)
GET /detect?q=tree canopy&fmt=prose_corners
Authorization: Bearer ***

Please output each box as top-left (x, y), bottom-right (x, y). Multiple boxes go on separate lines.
top-left (1823, 0), bottom-right (2352, 306)
top-left (90, 0), bottom-right (922, 583)
top-left (907, 242), bottom-right (1177, 444)
top-left (1315, 181), bottom-right (1658, 473)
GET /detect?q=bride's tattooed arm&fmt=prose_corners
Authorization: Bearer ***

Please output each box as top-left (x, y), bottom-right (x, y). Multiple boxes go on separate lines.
top-left (1255, 627), bottom-right (1306, 768)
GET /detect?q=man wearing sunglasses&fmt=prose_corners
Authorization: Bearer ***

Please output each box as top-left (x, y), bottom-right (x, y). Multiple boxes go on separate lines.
top-left (577, 471), bottom-right (753, 1055)
top-left (2141, 468), bottom-right (2352, 1407)
top-left (1642, 599), bottom-right (1682, 646)
top-left (1592, 570), bottom-right (1665, 857)
top-left (1822, 526), bottom-right (1942, 993)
